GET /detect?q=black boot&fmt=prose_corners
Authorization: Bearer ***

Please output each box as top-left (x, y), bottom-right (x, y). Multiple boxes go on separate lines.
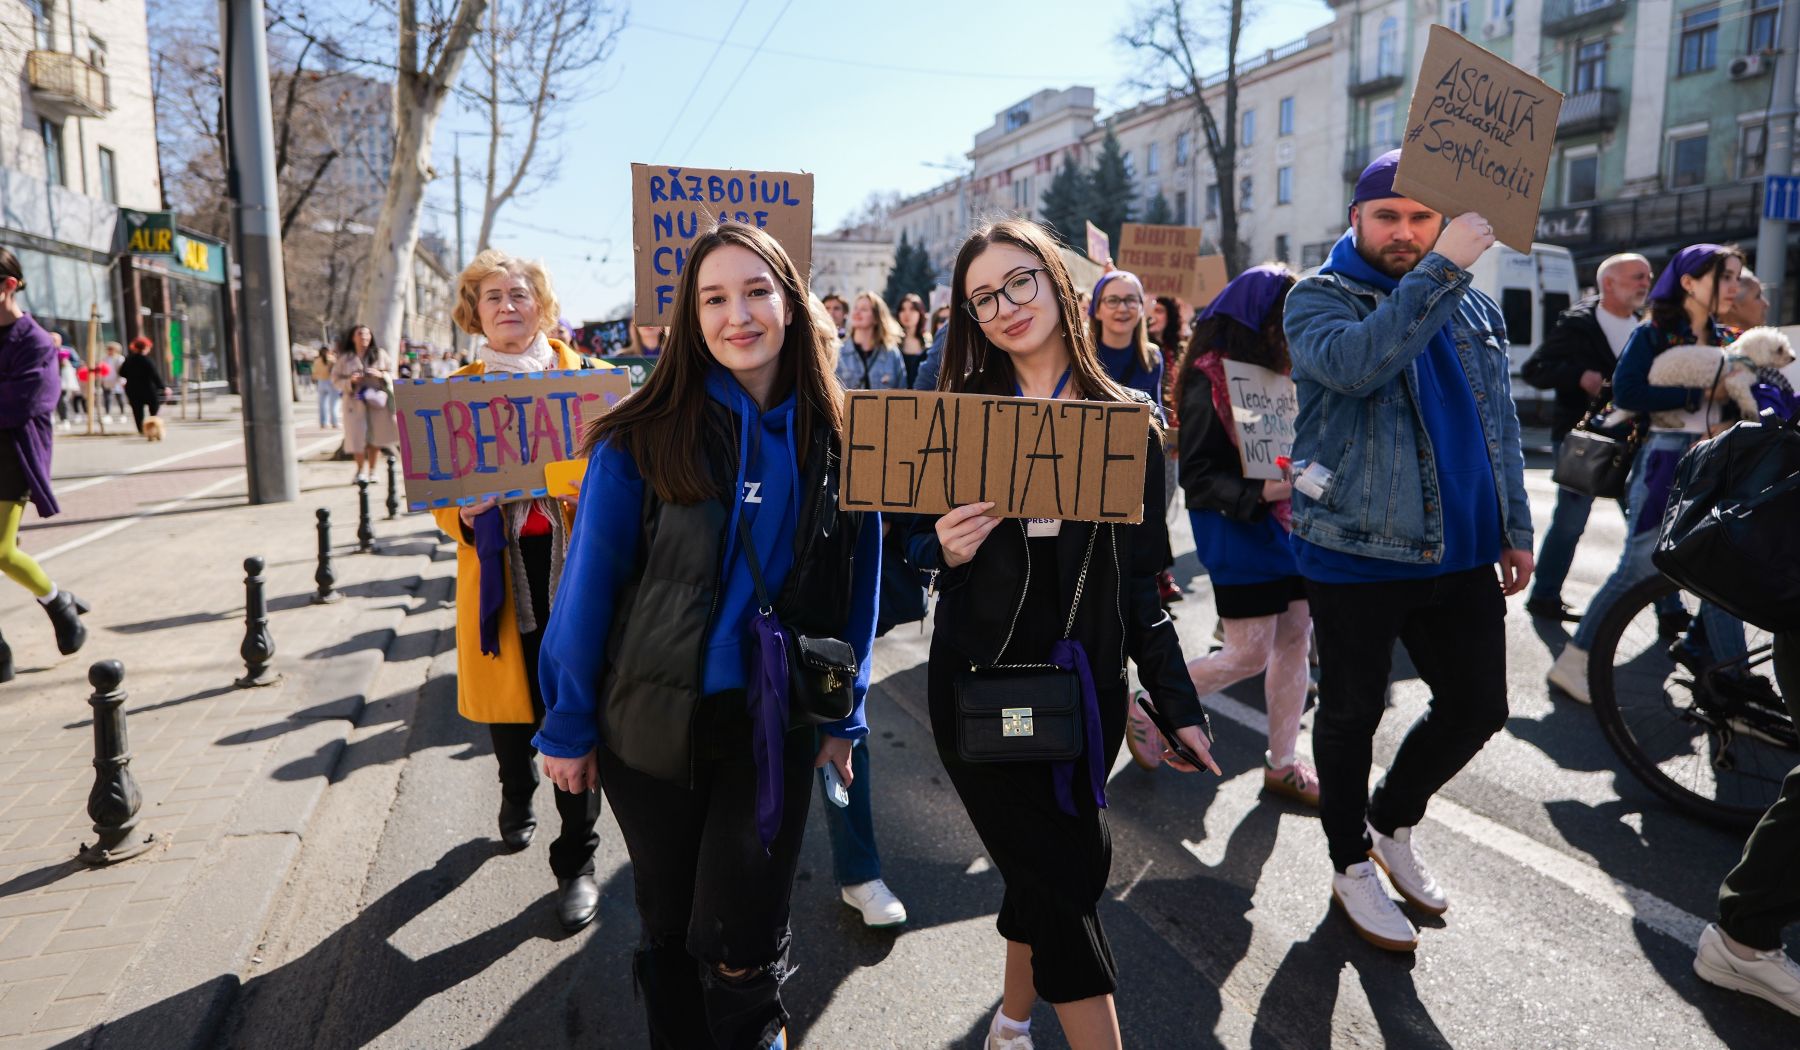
top-left (557, 874), bottom-right (599, 931)
top-left (42, 592), bottom-right (90, 656)
top-left (0, 628), bottom-right (12, 683)
top-left (498, 797), bottom-right (536, 850)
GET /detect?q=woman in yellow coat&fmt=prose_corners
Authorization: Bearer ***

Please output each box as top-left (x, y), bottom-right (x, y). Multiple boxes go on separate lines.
top-left (432, 248), bottom-right (601, 931)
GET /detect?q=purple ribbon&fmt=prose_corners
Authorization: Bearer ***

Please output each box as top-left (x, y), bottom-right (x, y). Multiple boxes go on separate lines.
top-left (746, 609), bottom-right (792, 851)
top-left (473, 507), bottom-right (507, 657)
top-left (1048, 639), bottom-right (1108, 818)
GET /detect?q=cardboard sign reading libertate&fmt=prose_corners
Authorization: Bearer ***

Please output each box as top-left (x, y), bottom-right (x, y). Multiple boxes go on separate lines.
top-left (1086, 221), bottom-right (1110, 264)
top-left (839, 391), bottom-right (1150, 523)
top-left (1222, 360), bottom-right (1298, 481)
top-left (1116, 223), bottom-right (1229, 306)
top-left (394, 369), bottom-right (633, 511)
top-left (1392, 25), bottom-right (1564, 253)
top-left (631, 164), bottom-right (814, 325)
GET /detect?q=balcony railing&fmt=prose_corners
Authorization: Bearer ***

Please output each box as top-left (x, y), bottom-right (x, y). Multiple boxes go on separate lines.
top-left (1542, 0), bottom-right (1628, 36)
top-left (1342, 140), bottom-right (1402, 182)
top-left (27, 50), bottom-right (110, 119)
top-left (1534, 182), bottom-right (1763, 250)
top-left (1348, 69), bottom-right (1404, 99)
top-left (1557, 88), bottom-right (1621, 138)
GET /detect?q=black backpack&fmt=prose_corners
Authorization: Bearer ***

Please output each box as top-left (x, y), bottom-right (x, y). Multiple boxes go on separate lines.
top-left (1653, 412), bottom-right (1800, 632)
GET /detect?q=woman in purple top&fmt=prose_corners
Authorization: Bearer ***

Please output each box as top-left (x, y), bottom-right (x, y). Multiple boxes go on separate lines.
top-left (0, 248), bottom-right (92, 679)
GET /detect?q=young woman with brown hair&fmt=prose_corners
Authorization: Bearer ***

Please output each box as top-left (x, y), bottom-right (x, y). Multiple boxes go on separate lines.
top-left (896, 291), bottom-right (931, 387)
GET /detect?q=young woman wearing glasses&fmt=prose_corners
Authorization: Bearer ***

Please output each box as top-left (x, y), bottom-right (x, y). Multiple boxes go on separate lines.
top-left (908, 218), bottom-right (1218, 1050)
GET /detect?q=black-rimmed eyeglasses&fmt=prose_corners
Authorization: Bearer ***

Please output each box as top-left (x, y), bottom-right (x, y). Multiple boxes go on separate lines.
top-left (963, 268), bottom-right (1047, 323)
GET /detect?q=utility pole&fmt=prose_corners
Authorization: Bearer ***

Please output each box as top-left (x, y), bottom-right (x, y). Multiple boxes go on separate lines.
top-left (453, 143), bottom-right (466, 358)
top-left (1755, 0), bottom-right (1800, 324)
top-left (220, 0), bottom-right (297, 503)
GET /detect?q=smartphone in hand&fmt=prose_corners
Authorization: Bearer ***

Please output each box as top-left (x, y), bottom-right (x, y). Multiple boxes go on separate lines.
top-left (821, 762), bottom-right (850, 808)
top-left (1135, 694), bottom-right (1215, 773)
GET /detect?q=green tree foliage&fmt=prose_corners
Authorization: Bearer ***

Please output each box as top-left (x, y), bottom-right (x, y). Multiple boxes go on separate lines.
top-left (884, 232), bottom-right (936, 309)
top-left (1143, 190), bottom-right (1174, 226)
top-left (1088, 127), bottom-right (1136, 251)
top-left (1038, 155), bottom-right (1095, 249)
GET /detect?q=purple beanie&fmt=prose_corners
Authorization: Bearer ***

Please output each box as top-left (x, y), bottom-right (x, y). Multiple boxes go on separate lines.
top-left (1197, 265), bottom-right (1294, 334)
top-left (1089, 271), bottom-right (1143, 317)
top-left (1649, 244), bottom-right (1726, 302)
top-left (1351, 149), bottom-right (1405, 212)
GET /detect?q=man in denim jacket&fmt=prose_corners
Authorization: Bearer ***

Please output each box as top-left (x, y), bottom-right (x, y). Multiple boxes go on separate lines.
top-left (1282, 151), bottom-right (1534, 953)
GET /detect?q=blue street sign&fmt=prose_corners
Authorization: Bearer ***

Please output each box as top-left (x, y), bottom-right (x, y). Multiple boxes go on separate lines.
top-left (1764, 175), bottom-right (1800, 221)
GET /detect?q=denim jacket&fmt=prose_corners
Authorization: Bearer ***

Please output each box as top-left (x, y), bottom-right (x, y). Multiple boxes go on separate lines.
top-left (1282, 251), bottom-right (1532, 564)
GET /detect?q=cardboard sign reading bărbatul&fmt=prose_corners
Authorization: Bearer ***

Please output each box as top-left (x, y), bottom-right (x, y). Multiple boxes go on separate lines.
top-left (394, 369), bottom-right (632, 511)
top-left (1392, 25), bottom-right (1564, 253)
top-left (839, 390), bottom-right (1150, 523)
top-left (1116, 223), bottom-right (1230, 306)
top-left (1222, 361), bottom-right (1298, 481)
top-left (631, 164), bottom-right (814, 326)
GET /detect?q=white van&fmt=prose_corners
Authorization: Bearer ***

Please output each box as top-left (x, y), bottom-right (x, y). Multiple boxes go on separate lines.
top-left (1465, 242), bottom-right (1580, 428)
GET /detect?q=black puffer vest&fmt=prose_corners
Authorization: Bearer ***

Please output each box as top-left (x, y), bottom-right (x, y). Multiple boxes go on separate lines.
top-left (599, 406), bottom-right (864, 784)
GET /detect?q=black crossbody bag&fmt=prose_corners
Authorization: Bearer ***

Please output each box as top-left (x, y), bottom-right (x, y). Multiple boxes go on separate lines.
top-left (954, 524), bottom-right (1096, 764)
top-left (1553, 395), bottom-right (1644, 500)
top-left (737, 515), bottom-right (859, 727)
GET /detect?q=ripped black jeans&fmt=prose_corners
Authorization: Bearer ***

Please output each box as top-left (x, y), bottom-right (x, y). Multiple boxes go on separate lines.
top-left (597, 691), bottom-right (816, 1049)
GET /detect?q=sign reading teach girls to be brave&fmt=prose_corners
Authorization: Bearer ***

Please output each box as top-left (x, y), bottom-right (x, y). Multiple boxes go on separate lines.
top-left (631, 164), bottom-right (814, 325)
top-left (1392, 26), bottom-right (1563, 254)
top-left (393, 369), bottom-right (632, 511)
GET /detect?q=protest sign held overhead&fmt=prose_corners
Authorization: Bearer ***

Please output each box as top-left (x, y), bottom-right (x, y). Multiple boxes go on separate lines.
top-left (1222, 360), bottom-right (1298, 481)
top-left (394, 368), bottom-right (632, 511)
top-left (1086, 221), bottom-right (1111, 265)
top-left (839, 390), bottom-right (1150, 523)
top-left (1117, 223), bottom-right (1230, 306)
top-left (631, 164), bottom-right (814, 325)
top-left (1391, 25), bottom-right (1564, 253)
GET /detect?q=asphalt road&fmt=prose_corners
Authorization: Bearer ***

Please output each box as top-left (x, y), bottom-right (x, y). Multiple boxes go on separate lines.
top-left (224, 456), bottom-right (1796, 1049)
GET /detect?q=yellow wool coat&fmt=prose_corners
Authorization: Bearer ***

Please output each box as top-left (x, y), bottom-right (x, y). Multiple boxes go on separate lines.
top-left (431, 339), bottom-right (585, 724)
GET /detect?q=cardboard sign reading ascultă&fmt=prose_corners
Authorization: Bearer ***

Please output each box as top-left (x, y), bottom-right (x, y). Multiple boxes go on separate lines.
top-left (1392, 25), bottom-right (1564, 253)
top-left (631, 164), bottom-right (814, 325)
top-left (839, 390), bottom-right (1150, 523)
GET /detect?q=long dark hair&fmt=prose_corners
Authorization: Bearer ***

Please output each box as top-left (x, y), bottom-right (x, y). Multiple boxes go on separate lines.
top-left (896, 292), bottom-right (930, 345)
top-left (1649, 245), bottom-right (1743, 336)
top-left (1153, 295), bottom-right (1183, 362)
top-left (335, 324), bottom-right (379, 361)
top-left (583, 222), bottom-right (843, 504)
top-left (939, 218), bottom-right (1150, 428)
top-left (1171, 275), bottom-right (1296, 410)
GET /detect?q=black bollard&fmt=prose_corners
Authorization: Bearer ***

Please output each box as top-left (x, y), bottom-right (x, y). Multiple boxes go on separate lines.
top-left (385, 450), bottom-right (400, 519)
top-left (235, 556), bottom-right (280, 688)
top-left (356, 477), bottom-right (374, 553)
top-left (78, 660), bottom-right (155, 865)
top-left (312, 508), bottom-right (340, 604)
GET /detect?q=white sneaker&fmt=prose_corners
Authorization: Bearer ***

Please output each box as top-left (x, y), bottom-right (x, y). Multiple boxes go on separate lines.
top-left (1695, 923), bottom-right (1800, 1017)
top-left (986, 1027), bottom-right (1034, 1050)
top-left (1332, 861), bottom-right (1418, 952)
top-left (840, 879), bottom-right (907, 928)
top-left (1368, 824), bottom-right (1448, 915)
top-left (1548, 645), bottom-right (1591, 704)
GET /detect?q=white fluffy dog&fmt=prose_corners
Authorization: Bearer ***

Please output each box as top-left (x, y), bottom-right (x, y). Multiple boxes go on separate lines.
top-left (1644, 326), bottom-right (1795, 429)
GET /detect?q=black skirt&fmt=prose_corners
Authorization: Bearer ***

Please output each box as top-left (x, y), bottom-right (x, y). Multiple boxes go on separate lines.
top-left (0, 439), bottom-right (31, 503)
top-left (1212, 575), bottom-right (1306, 619)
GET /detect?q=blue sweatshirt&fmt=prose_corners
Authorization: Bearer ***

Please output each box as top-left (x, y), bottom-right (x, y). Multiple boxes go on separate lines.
top-left (1293, 233), bottom-right (1500, 583)
top-left (533, 368), bottom-right (881, 757)
top-left (1097, 342), bottom-right (1166, 419)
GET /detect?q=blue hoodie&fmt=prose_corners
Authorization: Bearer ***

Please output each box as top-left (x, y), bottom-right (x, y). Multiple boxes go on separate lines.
top-left (1292, 231), bottom-right (1500, 583)
top-left (534, 367), bottom-right (881, 757)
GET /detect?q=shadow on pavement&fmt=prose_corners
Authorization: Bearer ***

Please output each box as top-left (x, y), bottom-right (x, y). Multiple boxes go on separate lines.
top-left (1250, 912), bottom-right (1453, 1050)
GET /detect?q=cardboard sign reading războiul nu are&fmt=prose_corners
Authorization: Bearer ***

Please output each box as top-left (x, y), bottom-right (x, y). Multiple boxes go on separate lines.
top-left (1116, 223), bottom-right (1229, 306)
top-left (1392, 25), bottom-right (1564, 253)
top-left (394, 369), bottom-right (632, 511)
top-left (1222, 360), bottom-right (1298, 482)
top-left (839, 391), bottom-right (1150, 523)
top-left (631, 164), bottom-right (814, 326)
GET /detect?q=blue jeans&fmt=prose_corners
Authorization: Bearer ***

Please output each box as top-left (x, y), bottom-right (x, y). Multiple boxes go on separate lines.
top-left (318, 383), bottom-right (341, 427)
top-left (1531, 456), bottom-right (1599, 607)
top-left (819, 737), bottom-right (882, 886)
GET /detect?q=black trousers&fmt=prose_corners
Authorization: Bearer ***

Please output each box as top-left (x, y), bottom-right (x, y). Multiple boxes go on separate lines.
top-left (1307, 566), bottom-right (1510, 872)
top-left (599, 694), bottom-right (815, 1050)
top-left (128, 396), bottom-right (160, 432)
top-left (488, 533), bottom-right (600, 880)
top-left (1718, 630), bottom-right (1800, 951)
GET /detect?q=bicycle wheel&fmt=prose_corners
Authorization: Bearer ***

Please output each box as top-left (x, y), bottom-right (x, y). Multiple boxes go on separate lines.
top-left (1587, 575), bottom-right (1795, 828)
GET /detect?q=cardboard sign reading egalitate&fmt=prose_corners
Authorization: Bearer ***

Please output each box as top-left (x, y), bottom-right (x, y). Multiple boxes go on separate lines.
top-left (840, 391), bottom-right (1150, 523)
top-left (1116, 223), bottom-right (1229, 306)
top-left (1222, 360), bottom-right (1298, 481)
top-left (394, 369), bottom-right (632, 511)
top-left (631, 164), bottom-right (814, 326)
top-left (1392, 25), bottom-right (1564, 253)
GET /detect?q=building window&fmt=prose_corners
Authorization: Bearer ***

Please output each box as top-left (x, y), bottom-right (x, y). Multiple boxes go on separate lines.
top-left (1176, 131), bottom-right (1191, 166)
top-left (1376, 17), bottom-right (1400, 77)
top-left (1443, 0), bottom-right (1469, 33)
top-left (1372, 100), bottom-right (1397, 147)
top-left (1005, 106), bottom-right (1031, 132)
top-left (1205, 184), bottom-right (1219, 219)
top-left (1279, 97), bottom-right (1294, 136)
top-left (1670, 133), bottom-right (1709, 187)
top-left (1278, 166), bottom-right (1293, 205)
top-left (28, 0), bottom-right (52, 49)
top-left (1147, 142), bottom-right (1160, 175)
top-left (1275, 234), bottom-right (1291, 263)
top-left (41, 119), bottom-right (65, 187)
top-left (1574, 40), bottom-right (1606, 93)
top-left (1242, 108), bottom-right (1256, 146)
top-left (1240, 175), bottom-right (1254, 212)
top-left (1565, 153), bottom-right (1598, 204)
top-left (1740, 122), bottom-right (1768, 179)
top-left (98, 146), bottom-right (117, 204)
top-left (1679, 6), bottom-right (1720, 75)
top-left (1750, 0), bottom-right (1779, 52)
top-left (1122, 150), bottom-right (1135, 178)
top-left (1176, 190), bottom-right (1189, 225)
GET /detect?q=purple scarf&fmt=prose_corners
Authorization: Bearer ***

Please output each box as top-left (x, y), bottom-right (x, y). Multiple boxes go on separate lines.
top-left (1048, 638), bottom-right (1108, 818)
top-left (473, 507), bottom-right (507, 656)
top-left (746, 609), bottom-right (792, 850)
top-left (0, 314), bottom-right (63, 517)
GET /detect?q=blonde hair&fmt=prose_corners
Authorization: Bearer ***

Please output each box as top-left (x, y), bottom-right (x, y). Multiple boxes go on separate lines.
top-left (452, 248), bottom-right (562, 337)
top-left (852, 290), bottom-right (904, 350)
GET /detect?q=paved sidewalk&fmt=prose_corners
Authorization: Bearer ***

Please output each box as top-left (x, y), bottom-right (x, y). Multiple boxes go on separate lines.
top-left (0, 397), bottom-right (455, 1049)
